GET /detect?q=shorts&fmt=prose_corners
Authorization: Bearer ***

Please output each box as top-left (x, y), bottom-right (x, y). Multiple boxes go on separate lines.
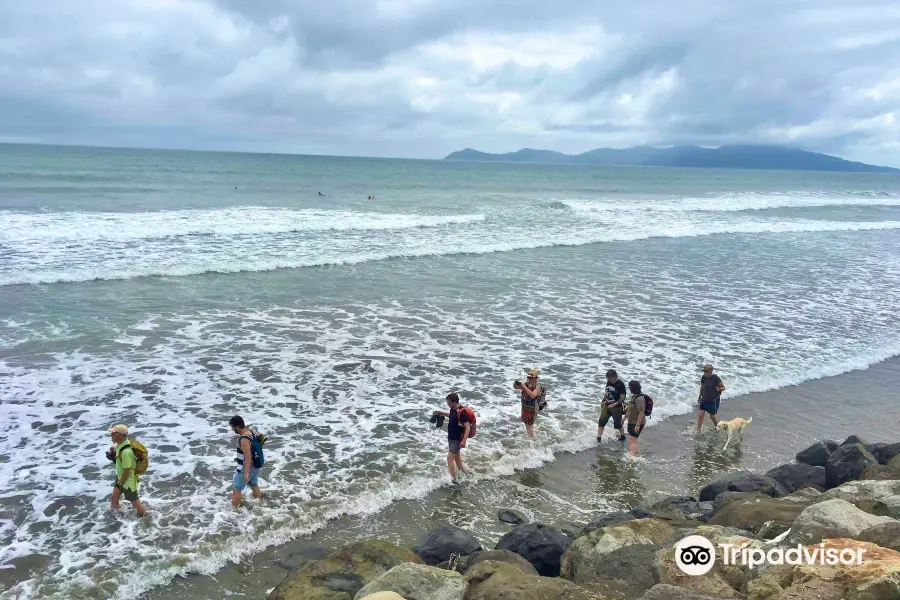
top-left (448, 440), bottom-right (461, 455)
top-left (699, 398), bottom-right (720, 415)
top-left (628, 423), bottom-right (642, 438)
top-left (598, 404), bottom-right (623, 429)
top-left (521, 406), bottom-right (536, 425)
top-left (233, 467), bottom-right (261, 492)
top-left (114, 483), bottom-right (139, 502)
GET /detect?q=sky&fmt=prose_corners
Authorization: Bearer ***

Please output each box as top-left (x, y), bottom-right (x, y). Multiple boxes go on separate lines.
top-left (1, 1), bottom-right (899, 165)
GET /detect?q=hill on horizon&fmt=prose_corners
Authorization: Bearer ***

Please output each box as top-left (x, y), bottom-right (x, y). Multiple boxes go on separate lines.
top-left (443, 144), bottom-right (900, 173)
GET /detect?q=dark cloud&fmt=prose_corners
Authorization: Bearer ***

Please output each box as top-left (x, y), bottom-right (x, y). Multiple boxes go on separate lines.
top-left (0, 0), bottom-right (898, 165)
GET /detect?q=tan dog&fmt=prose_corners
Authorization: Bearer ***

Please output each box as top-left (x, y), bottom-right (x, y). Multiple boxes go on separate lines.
top-left (716, 417), bottom-right (752, 451)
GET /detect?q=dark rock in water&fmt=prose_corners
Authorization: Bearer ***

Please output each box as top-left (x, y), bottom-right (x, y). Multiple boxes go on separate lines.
top-left (579, 511), bottom-right (636, 537)
top-left (699, 471), bottom-right (788, 502)
top-left (796, 439), bottom-right (838, 467)
top-left (641, 583), bottom-right (728, 600)
top-left (825, 443), bottom-right (879, 489)
top-left (873, 442), bottom-right (900, 465)
top-left (858, 521), bottom-right (900, 552)
top-left (496, 523), bottom-right (572, 577)
top-left (841, 434), bottom-right (869, 447)
top-left (460, 549), bottom-right (538, 575)
top-left (765, 463), bottom-right (827, 493)
top-left (413, 525), bottom-right (482, 566)
top-left (498, 509), bottom-right (527, 525)
top-left (709, 494), bottom-right (809, 534)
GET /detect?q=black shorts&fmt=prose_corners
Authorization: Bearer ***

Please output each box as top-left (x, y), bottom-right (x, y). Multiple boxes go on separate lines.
top-left (628, 423), bottom-right (642, 438)
top-left (598, 404), bottom-right (623, 429)
top-left (114, 483), bottom-right (139, 502)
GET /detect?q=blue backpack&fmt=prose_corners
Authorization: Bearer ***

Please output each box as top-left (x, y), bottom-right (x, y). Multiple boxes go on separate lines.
top-left (241, 432), bottom-right (266, 469)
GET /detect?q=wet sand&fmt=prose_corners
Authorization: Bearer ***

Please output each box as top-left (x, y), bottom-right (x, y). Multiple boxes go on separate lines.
top-left (143, 356), bottom-right (900, 600)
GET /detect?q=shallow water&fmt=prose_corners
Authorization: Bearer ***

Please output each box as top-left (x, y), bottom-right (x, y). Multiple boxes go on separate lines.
top-left (2, 144), bottom-right (900, 599)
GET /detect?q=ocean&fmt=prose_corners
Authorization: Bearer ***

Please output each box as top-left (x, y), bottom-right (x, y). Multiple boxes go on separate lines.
top-left (1, 143), bottom-right (900, 600)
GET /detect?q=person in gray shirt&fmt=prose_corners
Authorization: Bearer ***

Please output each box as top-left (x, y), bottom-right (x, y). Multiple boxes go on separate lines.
top-left (697, 363), bottom-right (726, 433)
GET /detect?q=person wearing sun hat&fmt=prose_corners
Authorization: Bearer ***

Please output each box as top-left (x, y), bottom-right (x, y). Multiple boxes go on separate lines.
top-left (515, 368), bottom-right (543, 437)
top-left (106, 424), bottom-right (148, 517)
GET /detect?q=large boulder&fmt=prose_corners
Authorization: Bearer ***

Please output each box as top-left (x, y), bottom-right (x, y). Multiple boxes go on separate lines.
top-left (788, 498), bottom-right (895, 545)
top-left (819, 479), bottom-right (900, 519)
top-left (496, 524), bottom-right (572, 577)
top-left (795, 440), bottom-right (838, 467)
top-left (268, 540), bottom-right (422, 600)
top-left (653, 525), bottom-right (763, 599)
top-left (358, 594), bottom-right (406, 600)
top-left (561, 518), bottom-right (677, 598)
top-left (458, 550), bottom-right (538, 576)
top-left (746, 539), bottom-right (900, 600)
top-left (413, 526), bottom-right (483, 566)
top-left (353, 563), bottom-right (466, 600)
top-left (873, 442), bottom-right (900, 465)
top-left (713, 492), bottom-right (768, 516)
top-left (709, 495), bottom-right (809, 535)
top-left (640, 584), bottom-right (730, 600)
top-left (699, 472), bottom-right (787, 502)
top-left (824, 443), bottom-right (878, 489)
top-left (858, 521), bottom-right (900, 553)
top-left (841, 434), bottom-right (869, 447)
top-left (639, 496), bottom-right (714, 523)
top-left (464, 560), bottom-right (601, 600)
top-left (764, 464), bottom-right (827, 494)
top-left (498, 509), bottom-right (528, 525)
top-left (579, 511), bottom-right (637, 536)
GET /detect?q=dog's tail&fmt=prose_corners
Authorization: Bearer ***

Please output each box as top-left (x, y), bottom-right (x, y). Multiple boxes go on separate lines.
top-left (746, 416), bottom-right (753, 424)
top-left (741, 417), bottom-right (753, 430)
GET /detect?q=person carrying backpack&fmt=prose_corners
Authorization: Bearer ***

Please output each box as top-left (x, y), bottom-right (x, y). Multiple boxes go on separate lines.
top-left (432, 392), bottom-right (473, 481)
top-left (229, 415), bottom-right (265, 507)
top-left (625, 381), bottom-right (653, 456)
top-left (106, 424), bottom-right (148, 517)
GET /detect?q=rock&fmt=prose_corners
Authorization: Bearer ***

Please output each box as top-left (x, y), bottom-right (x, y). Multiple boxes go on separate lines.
top-left (579, 511), bottom-right (637, 536)
top-left (784, 487), bottom-right (822, 502)
top-left (819, 479), bottom-right (900, 519)
top-left (653, 525), bottom-right (763, 599)
top-left (795, 440), bottom-right (838, 467)
top-left (464, 560), bottom-right (601, 600)
top-left (268, 540), bottom-right (423, 600)
top-left (841, 434), bottom-right (870, 447)
top-left (757, 520), bottom-right (791, 541)
top-left (640, 583), bottom-right (730, 599)
top-left (459, 550), bottom-right (538, 576)
top-left (640, 497), bottom-right (713, 523)
top-left (353, 563), bottom-right (466, 600)
top-left (788, 498), bottom-right (895, 545)
top-left (860, 464), bottom-right (900, 481)
top-left (873, 442), bottom-right (900, 465)
top-left (561, 518), bottom-right (677, 598)
top-left (709, 495), bottom-right (809, 534)
top-left (557, 523), bottom-right (583, 540)
top-left (764, 464), bottom-right (827, 494)
top-left (413, 526), bottom-right (483, 566)
top-left (496, 523), bottom-right (572, 578)
top-left (713, 491), bottom-right (768, 515)
top-left (359, 593), bottom-right (407, 600)
top-left (824, 443), bottom-right (879, 489)
top-left (747, 540), bottom-right (900, 600)
top-left (498, 509), bottom-right (528, 525)
top-left (699, 472), bottom-right (787, 502)
top-left (858, 521), bottom-right (900, 552)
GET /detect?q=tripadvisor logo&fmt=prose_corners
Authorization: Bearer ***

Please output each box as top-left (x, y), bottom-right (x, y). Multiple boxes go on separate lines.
top-left (675, 535), bottom-right (867, 576)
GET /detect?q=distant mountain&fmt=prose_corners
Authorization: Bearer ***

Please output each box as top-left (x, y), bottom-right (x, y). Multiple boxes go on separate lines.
top-left (443, 145), bottom-right (900, 173)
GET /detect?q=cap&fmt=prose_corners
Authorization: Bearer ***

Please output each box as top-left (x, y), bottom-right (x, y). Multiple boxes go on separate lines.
top-left (526, 368), bottom-right (539, 377)
top-left (107, 424), bottom-right (129, 435)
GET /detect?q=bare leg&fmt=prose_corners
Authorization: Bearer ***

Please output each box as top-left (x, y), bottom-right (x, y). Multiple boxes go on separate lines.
top-left (132, 500), bottom-right (148, 517)
top-left (596, 425), bottom-right (604, 440)
top-left (696, 410), bottom-right (705, 433)
top-left (525, 424), bottom-right (535, 437)
top-left (447, 452), bottom-right (458, 479)
top-left (628, 436), bottom-right (638, 456)
top-left (231, 489), bottom-right (242, 507)
top-left (110, 486), bottom-right (122, 511)
top-left (454, 453), bottom-right (469, 474)
top-left (723, 429), bottom-right (733, 451)
top-left (710, 413), bottom-right (719, 427)
top-left (251, 485), bottom-right (263, 500)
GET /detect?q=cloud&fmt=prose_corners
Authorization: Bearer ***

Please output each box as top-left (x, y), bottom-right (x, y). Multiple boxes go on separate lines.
top-left (0, 0), bottom-right (898, 165)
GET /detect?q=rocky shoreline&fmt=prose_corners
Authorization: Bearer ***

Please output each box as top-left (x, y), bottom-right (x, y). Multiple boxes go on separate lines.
top-left (267, 436), bottom-right (900, 600)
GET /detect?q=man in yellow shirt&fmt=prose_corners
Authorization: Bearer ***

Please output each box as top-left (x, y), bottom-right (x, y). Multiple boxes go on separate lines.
top-left (107, 424), bottom-right (148, 517)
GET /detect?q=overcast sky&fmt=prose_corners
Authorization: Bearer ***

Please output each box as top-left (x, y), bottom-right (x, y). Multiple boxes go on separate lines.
top-left (1, 1), bottom-right (899, 165)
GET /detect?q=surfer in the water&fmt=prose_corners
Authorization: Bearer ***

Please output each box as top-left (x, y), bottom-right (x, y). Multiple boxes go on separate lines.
top-left (318, 192), bottom-right (325, 196)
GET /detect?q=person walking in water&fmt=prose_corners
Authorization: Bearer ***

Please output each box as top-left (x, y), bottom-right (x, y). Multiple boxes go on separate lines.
top-left (230, 415), bottom-right (264, 507)
top-left (625, 380), bottom-right (647, 456)
top-left (597, 369), bottom-right (627, 442)
top-left (516, 369), bottom-right (542, 437)
top-left (697, 363), bottom-right (726, 433)
top-left (106, 424), bottom-right (148, 517)
top-left (432, 392), bottom-right (471, 480)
